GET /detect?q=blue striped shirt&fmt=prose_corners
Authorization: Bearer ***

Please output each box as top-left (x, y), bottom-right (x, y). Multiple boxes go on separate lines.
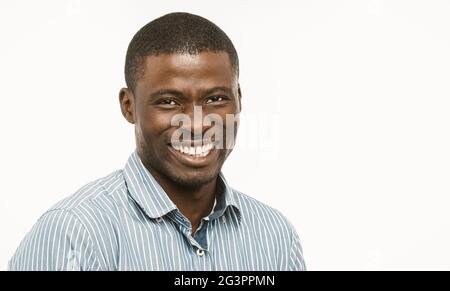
top-left (8, 151), bottom-right (305, 271)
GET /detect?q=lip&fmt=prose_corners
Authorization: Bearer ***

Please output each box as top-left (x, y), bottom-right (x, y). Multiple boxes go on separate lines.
top-left (167, 143), bottom-right (218, 168)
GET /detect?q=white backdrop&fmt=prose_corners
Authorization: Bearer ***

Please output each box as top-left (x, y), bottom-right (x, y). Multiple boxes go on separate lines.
top-left (1, 0), bottom-right (449, 270)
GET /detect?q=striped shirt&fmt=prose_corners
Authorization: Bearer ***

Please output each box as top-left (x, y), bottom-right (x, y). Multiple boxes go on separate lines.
top-left (8, 151), bottom-right (305, 271)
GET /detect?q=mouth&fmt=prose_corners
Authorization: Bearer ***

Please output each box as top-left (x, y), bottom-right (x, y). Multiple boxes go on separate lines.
top-left (170, 142), bottom-right (214, 157)
top-left (167, 141), bottom-right (218, 167)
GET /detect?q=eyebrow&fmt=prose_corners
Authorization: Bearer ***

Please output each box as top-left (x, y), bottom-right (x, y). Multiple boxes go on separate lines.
top-left (149, 89), bottom-right (185, 99)
top-left (148, 86), bottom-right (234, 100)
top-left (203, 86), bottom-right (233, 96)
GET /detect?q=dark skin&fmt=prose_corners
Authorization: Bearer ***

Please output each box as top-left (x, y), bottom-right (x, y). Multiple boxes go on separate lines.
top-left (119, 52), bottom-right (241, 234)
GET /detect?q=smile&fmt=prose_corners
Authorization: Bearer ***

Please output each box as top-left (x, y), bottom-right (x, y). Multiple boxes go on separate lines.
top-left (169, 142), bottom-right (214, 158)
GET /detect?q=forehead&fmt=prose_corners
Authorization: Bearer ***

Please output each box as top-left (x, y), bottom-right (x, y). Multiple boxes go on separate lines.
top-left (136, 52), bottom-right (236, 93)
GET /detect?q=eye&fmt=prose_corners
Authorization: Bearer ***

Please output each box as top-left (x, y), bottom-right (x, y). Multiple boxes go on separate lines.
top-left (205, 95), bottom-right (227, 104)
top-left (158, 98), bottom-right (178, 106)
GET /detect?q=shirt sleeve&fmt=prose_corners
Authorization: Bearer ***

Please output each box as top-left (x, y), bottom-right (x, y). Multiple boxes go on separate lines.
top-left (288, 226), bottom-right (307, 271)
top-left (8, 209), bottom-right (101, 271)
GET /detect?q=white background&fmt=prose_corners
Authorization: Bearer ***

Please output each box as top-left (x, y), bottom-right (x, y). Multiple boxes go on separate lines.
top-left (1, 0), bottom-right (449, 270)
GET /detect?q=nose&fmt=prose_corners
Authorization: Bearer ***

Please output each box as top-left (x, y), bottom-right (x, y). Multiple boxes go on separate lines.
top-left (180, 104), bottom-right (205, 140)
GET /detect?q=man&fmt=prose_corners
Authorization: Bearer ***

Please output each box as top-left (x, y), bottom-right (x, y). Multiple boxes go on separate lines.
top-left (9, 12), bottom-right (305, 271)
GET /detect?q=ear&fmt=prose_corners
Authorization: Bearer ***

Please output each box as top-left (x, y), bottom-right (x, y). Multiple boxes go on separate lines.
top-left (237, 83), bottom-right (242, 112)
top-left (119, 88), bottom-right (136, 124)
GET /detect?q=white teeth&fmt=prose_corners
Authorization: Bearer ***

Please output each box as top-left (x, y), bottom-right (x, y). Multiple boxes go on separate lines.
top-left (171, 143), bottom-right (214, 157)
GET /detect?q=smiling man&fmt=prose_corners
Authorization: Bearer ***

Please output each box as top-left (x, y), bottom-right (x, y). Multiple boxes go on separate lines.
top-left (9, 12), bottom-right (305, 271)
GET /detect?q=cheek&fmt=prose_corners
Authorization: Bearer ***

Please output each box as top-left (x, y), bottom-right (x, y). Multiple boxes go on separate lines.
top-left (137, 109), bottom-right (175, 145)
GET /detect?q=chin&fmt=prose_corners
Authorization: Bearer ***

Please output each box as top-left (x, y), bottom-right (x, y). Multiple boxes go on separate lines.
top-left (169, 170), bottom-right (218, 188)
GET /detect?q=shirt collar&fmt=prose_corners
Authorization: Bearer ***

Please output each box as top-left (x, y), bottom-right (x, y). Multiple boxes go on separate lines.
top-left (123, 151), bottom-right (241, 221)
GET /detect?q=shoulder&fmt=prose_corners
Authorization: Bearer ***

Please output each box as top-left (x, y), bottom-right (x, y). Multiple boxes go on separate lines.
top-left (8, 170), bottom-right (126, 270)
top-left (37, 169), bottom-right (127, 245)
top-left (228, 188), bottom-right (306, 270)
top-left (229, 188), bottom-right (297, 237)
top-left (48, 169), bottom-right (125, 214)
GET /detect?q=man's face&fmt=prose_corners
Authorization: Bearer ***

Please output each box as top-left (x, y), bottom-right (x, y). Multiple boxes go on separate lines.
top-left (121, 52), bottom-right (241, 188)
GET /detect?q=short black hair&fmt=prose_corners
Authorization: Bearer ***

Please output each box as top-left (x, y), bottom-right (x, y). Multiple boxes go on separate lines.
top-left (125, 12), bottom-right (239, 90)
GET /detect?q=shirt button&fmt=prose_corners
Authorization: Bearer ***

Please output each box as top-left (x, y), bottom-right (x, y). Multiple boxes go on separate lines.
top-left (196, 249), bottom-right (205, 257)
top-left (156, 217), bottom-right (163, 223)
top-left (221, 215), bottom-right (226, 224)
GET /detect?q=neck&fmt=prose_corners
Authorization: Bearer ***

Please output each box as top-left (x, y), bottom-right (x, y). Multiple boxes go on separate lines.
top-left (165, 177), bottom-right (217, 232)
top-left (144, 166), bottom-right (217, 234)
